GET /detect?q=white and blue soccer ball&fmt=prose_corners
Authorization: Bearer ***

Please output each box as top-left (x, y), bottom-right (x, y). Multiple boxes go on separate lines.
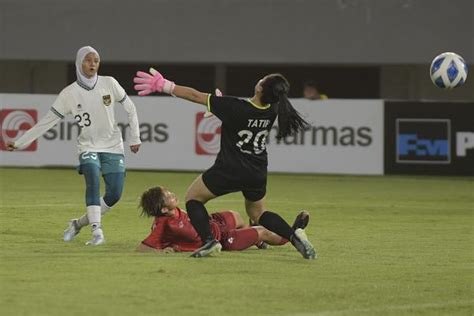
top-left (430, 52), bottom-right (468, 89)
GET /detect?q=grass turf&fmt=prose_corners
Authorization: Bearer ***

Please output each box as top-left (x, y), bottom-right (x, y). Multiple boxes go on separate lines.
top-left (0, 168), bottom-right (472, 315)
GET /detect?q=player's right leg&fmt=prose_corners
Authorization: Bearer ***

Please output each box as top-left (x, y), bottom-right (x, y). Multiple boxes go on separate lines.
top-left (185, 174), bottom-right (221, 257)
top-left (247, 210), bottom-right (310, 249)
top-left (64, 152), bottom-right (105, 245)
top-left (245, 198), bottom-right (316, 259)
top-left (82, 162), bottom-right (105, 246)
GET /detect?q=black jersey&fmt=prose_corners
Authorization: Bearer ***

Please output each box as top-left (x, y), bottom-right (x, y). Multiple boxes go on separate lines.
top-left (207, 94), bottom-right (277, 172)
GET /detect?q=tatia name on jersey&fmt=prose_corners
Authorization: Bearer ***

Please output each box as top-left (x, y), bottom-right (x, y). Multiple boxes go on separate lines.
top-left (247, 119), bottom-right (271, 128)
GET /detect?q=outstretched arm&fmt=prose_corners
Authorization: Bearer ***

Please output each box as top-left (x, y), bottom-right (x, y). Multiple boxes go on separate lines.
top-left (133, 68), bottom-right (209, 106)
top-left (172, 85), bottom-right (209, 106)
top-left (6, 110), bottom-right (62, 151)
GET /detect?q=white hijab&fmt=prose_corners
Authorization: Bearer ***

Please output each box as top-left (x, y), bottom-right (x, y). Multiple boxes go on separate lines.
top-left (75, 46), bottom-right (100, 89)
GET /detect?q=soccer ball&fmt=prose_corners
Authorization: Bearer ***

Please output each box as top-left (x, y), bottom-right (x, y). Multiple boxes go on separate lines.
top-left (430, 52), bottom-right (468, 89)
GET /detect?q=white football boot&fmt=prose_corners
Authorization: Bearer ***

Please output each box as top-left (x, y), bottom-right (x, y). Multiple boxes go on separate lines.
top-left (63, 219), bottom-right (81, 242)
top-left (292, 228), bottom-right (317, 259)
top-left (85, 225), bottom-right (105, 246)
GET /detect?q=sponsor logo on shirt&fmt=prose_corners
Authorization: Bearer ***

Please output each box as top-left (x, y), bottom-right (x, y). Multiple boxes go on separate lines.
top-left (0, 109), bottom-right (38, 151)
top-left (195, 112), bottom-right (221, 155)
top-left (102, 95), bottom-right (111, 106)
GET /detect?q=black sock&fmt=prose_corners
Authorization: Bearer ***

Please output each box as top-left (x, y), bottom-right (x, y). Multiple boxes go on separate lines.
top-left (186, 200), bottom-right (213, 244)
top-left (258, 211), bottom-right (294, 240)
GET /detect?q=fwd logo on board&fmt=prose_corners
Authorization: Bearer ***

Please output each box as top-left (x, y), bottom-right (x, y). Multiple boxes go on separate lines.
top-left (396, 119), bottom-right (450, 164)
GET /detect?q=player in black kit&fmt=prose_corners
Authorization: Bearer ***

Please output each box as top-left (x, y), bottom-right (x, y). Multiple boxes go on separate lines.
top-left (134, 68), bottom-right (316, 259)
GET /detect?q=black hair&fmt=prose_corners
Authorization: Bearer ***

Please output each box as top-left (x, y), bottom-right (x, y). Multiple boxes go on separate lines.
top-left (139, 186), bottom-right (166, 217)
top-left (261, 73), bottom-right (309, 139)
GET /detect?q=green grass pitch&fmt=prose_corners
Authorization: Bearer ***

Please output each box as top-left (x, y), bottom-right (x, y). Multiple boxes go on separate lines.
top-left (0, 168), bottom-right (472, 315)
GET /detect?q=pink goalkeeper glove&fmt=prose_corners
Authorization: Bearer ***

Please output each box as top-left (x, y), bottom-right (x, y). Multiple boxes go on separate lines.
top-left (133, 68), bottom-right (176, 96)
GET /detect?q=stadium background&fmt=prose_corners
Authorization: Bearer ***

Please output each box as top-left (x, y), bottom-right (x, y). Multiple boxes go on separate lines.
top-left (1, 0), bottom-right (473, 100)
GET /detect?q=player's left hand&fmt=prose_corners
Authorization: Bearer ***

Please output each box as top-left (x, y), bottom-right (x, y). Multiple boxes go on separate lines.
top-left (130, 144), bottom-right (141, 153)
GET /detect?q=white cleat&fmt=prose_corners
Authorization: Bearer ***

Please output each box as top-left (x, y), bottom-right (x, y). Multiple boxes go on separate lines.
top-left (85, 234), bottom-right (105, 246)
top-left (293, 228), bottom-right (317, 259)
top-left (63, 219), bottom-right (81, 242)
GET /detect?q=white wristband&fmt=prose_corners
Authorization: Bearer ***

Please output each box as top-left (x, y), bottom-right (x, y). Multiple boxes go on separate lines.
top-left (163, 80), bottom-right (176, 95)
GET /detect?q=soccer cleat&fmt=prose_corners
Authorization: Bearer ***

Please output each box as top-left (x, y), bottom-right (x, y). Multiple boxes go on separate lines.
top-left (85, 234), bottom-right (105, 246)
top-left (190, 239), bottom-right (222, 258)
top-left (292, 210), bottom-right (310, 231)
top-left (63, 219), bottom-right (81, 242)
top-left (291, 228), bottom-right (317, 259)
top-left (86, 225), bottom-right (105, 246)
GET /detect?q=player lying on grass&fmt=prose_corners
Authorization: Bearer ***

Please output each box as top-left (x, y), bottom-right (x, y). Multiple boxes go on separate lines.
top-left (136, 186), bottom-right (310, 253)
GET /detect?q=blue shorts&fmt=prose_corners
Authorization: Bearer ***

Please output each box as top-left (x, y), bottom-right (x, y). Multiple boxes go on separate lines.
top-left (77, 152), bottom-right (126, 175)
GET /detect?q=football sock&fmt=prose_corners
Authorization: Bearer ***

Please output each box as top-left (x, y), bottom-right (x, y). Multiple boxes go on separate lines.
top-left (77, 214), bottom-right (89, 228)
top-left (258, 211), bottom-right (294, 240)
top-left (87, 205), bottom-right (102, 234)
top-left (186, 200), bottom-right (213, 243)
top-left (77, 197), bottom-right (111, 228)
top-left (100, 197), bottom-right (112, 216)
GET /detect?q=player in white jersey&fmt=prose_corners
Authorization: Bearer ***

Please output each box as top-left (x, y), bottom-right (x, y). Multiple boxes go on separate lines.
top-left (6, 46), bottom-right (141, 246)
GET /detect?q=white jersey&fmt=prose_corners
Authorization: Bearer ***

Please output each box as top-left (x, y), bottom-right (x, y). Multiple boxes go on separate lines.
top-left (15, 76), bottom-right (141, 155)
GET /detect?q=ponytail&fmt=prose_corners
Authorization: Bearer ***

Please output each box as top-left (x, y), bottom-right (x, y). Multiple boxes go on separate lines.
top-left (260, 74), bottom-right (309, 140)
top-left (275, 93), bottom-right (308, 140)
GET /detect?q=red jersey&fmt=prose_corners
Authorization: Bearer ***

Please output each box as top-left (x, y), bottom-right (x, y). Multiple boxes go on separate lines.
top-left (141, 208), bottom-right (221, 252)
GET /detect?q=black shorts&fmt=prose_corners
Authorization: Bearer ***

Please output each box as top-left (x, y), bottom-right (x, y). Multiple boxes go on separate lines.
top-left (202, 164), bottom-right (267, 202)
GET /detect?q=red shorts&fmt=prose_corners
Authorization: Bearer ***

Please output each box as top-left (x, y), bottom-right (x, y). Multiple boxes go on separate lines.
top-left (210, 211), bottom-right (259, 251)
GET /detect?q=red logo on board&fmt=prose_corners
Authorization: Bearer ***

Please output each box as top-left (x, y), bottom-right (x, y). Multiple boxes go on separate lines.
top-left (0, 109), bottom-right (38, 151)
top-left (195, 112), bottom-right (221, 155)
